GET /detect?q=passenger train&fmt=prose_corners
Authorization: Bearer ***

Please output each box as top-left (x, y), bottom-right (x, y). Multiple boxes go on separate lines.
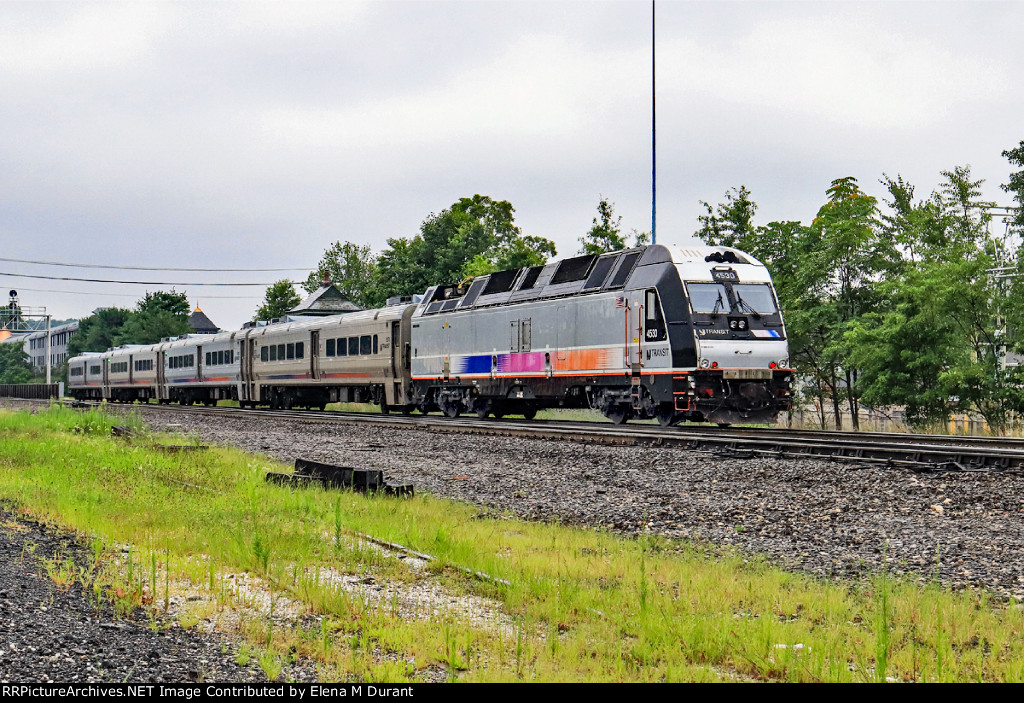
top-left (69, 244), bottom-right (793, 426)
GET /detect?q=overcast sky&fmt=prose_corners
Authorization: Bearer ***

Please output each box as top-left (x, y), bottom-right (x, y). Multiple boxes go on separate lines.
top-left (2, 0), bottom-right (1021, 330)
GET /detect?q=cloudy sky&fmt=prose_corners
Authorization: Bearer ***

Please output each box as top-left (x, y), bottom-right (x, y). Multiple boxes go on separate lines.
top-left (2, 0), bottom-right (1021, 330)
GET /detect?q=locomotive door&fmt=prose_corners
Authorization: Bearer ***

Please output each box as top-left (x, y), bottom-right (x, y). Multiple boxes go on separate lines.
top-left (388, 320), bottom-right (402, 405)
top-left (241, 337), bottom-right (255, 403)
top-left (310, 331), bottom-right (321, 380)
top-left (128, 355), bottom-right (134, 385)
top-left (196, 345), bottom-right (203, 382)
top-left (156, 351), bottom-right (166, 400)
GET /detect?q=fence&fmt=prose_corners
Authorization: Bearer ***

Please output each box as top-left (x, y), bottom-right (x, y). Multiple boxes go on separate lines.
top-left (0, 383), bottom-right (64, 400)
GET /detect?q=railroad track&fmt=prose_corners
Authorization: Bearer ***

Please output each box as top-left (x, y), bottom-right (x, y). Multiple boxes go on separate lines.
top-left (62, 399), bottom-right (1024, 475)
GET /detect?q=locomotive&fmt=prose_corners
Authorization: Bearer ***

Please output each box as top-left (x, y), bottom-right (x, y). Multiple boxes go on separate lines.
top-left (68, 244), bottom-right (793, 426)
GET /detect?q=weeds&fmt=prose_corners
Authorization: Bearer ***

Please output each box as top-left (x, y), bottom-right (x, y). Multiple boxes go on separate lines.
top-left (4, 405), bottom-right (1024, 682)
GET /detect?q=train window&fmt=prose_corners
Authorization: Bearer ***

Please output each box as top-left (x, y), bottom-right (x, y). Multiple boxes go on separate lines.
top-left (90, 365), bottom-right (101, 375)
top-left (732, 283), bottom-right (779, 314)
top-left (277, 344), bottom-right (285, 361)
top-left (372, 335), bottom-right (378, 354)
top-left (607, 252), bottom-right (641, 288)
top-left (261, 346), bottom-right (269, 362)
top-left (190, 355), bottom-right (195, 367)
top-left (286, 343), bottom-right (295, 360)
top-left (269, 345), bottom-right (277, 361)
top-left (360, 335), bottom-right (371, 355)
top-left (348, 337), bottom-right (358, 356)
top-left (337, 338), bottom-right (347, 357)
top-left (205, 352), bottom-right (212, 366)
top-left (228, 350), bottom-right (233, 364)
top-left (440, 299), bottom-right (460, 311)
top-left (644, 289), bottom-right (666, 341)
top-left (326, 338), bottom-right (335, 356)
top-left (296, 342), bottom-right (304, 359)
top-left (686, 283), bottom-right (730, 314)
top-left (481, 268), bottom-right (519, 296)
top-left (459, 278), bottom-right (488, 307)
top-left (552, 254), bottom-right (597, 284)
top-left (518, 265), bottom-right (543, 290)
top-left (584, 254), bottom-right (618, 289)
top-left (219, 350), bottom-right (226, 364)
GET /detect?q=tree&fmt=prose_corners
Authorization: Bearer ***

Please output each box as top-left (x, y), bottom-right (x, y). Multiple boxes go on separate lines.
top-left (304, 242), bottom-right (378, 308)
top-left (114, 290), bottom-right (191, 345)
top-left (695, 185), bottom-right (758, 249)
top-left (374, 194), bottom-right (556, 302)
top-left (579, 198), bottom-right (625, 254)
top-left (66, 307), bottom-right (132, 356)
top-left (0, 343), bottom-right (34, 384)
top-left (1002, 140), bottom-right (1024, 232)
top-left (255, 280), bottom-right (302, 321)
top-left (577, 198), bottom-right (650, 255)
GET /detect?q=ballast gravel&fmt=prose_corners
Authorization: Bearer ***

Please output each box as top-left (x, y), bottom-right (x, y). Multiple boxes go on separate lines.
top-left (135, 408), bottom-right (1024, 599)
top-left (0, 507), bottom-right (318, 684)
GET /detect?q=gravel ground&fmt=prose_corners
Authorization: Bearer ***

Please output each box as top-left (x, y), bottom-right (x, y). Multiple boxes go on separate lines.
top-left (0, 507), bottom-right (319, 683)
top-left (135, 407), bottom-right (1024, 599)
top-left (4, 400), bottom-right (1024, 682)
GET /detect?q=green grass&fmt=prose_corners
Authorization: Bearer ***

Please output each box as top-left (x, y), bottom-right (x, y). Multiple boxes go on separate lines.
top-left (3, 404), bottom-right (1024, 681)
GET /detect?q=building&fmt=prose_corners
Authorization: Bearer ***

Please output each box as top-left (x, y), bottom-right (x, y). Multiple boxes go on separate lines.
top-left (188, 306), bottom-right (220, 334)
top-left (21, 321), bottom-right (79, 370)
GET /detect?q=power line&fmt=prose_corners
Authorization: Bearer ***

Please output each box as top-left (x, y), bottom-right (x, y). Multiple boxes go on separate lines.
top-left (0, 256), bottom-right (311, 272)
top-left (8, 286), bottom-right (261, 300)
top-left (0, 271), bottom-right (272, 286)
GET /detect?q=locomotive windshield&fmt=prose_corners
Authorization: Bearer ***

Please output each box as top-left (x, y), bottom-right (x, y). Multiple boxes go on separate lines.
top-left (686, 283), bottom-right (729, 314)
top-left (732, 283), bottom-right (778, 314)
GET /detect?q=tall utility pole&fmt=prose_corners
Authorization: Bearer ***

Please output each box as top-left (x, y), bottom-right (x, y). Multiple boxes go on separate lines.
top-left (651, 0), bottom-right (657, 245)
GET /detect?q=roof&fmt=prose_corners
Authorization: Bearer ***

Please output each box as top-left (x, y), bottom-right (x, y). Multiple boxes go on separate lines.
top-left (188, 307), bottom-right (220, 334)
top-left (288, 285), bottom-right (363, 316)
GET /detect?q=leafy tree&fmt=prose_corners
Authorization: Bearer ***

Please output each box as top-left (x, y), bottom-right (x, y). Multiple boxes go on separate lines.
top-left (695, 186), bottom-right (758, 249)
top-left (136, 290), bottom-right (190, 318)
top-left (304, 242), bottom-right (378, 308)
top-left (375, 194), bottom-right (556, 301)
top-left (0, 343), bottom-right (34, 384)
top-left (113, 290), bottom-right (191, 345)
top-left (66, 307), bottom-right (132, 356)
top-left (256, 280), bottom-right (302, 321)
top-left (1002, 140), bottom-right (1024, 235)
top-left (579, 198), bottom-right (626, 254)
top-left (578, 198), bottom-right (650, 255)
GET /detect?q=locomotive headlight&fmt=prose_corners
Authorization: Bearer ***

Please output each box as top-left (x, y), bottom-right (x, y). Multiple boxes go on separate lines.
top-left (780, 358), bottom-right (789, 368)
top-left (700, 358), bottom-right (710, 368)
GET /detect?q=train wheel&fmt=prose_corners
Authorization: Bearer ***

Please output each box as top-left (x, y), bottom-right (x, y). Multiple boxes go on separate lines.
top-left (474, 399), bottom-right (491, 419)
top-left (400, 404), bottom-right (413, 415)
top-left (522, 405), bottom-right (537, 421)
top-left (606, 405), bottom-right (629, 425)
top-left (380, 402), bottom-right (390, 415)
top-left (441, 398), bottom-right (462, 419)
top-left (717, 423), bottom-right (732, 428)
top-left (656, 404), bottom-right (677, 428)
